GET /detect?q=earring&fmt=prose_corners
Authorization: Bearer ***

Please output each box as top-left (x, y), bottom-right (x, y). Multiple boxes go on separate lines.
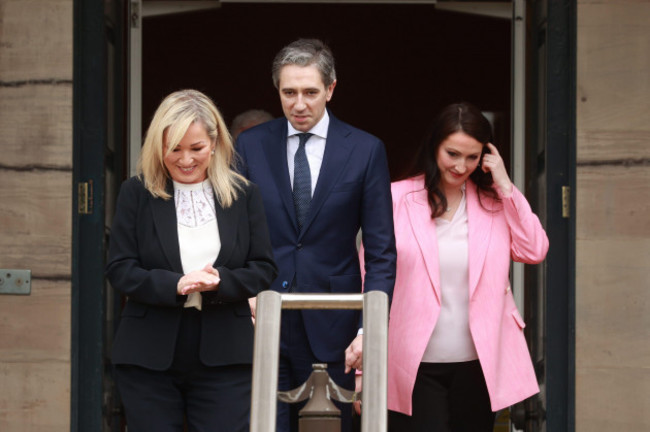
top-left (211, 150), bottom-right (215, 155)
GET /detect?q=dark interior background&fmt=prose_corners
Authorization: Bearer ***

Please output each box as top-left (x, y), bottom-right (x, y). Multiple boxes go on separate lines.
top-left (142, 3), bottom-right (511, 179)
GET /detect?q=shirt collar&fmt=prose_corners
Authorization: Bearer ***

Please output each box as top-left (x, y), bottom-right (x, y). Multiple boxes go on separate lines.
top-left (287, 110), bottom-right (329, 139)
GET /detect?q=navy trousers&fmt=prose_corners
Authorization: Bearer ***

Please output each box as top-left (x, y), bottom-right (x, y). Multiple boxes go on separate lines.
top-left (277, 309), bottom-right (355, 432)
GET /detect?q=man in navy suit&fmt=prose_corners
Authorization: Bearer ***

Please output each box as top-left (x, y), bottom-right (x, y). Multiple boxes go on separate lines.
top-left (237, 39), bottom-right (396, 432)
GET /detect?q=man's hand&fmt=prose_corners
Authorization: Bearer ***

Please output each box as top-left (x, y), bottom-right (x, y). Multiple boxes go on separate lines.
top-left (345, 334), bottom-right (363, 373)
top-left (354, 374), bottom-right (362, 415)
top-left (248, 296), bottom-right (257, 325)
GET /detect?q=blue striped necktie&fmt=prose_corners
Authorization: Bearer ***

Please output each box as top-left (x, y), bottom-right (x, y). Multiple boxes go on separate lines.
top-left (293, 133), bottom-right (313, 231)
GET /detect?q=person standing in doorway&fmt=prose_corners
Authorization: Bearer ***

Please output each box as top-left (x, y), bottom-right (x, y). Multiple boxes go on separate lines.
top-left (230, 109), bottom-right (273, 141)
top-left (106, 89), bottom-right (277, 432)
top-left (236, 39), bottom-right (396, 432)
top-left (382, 102), bottom-right (548, 431)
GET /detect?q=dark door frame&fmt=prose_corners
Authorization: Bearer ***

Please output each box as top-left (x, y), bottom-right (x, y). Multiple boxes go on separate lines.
top-left (72, 0), bottom-right (127, 431)
top-left (71, 0), bottom-right (107, 430)
top-left (541, 1), bottom-right (577, 431)
top-left (70, 2), bottom-right (577, 431)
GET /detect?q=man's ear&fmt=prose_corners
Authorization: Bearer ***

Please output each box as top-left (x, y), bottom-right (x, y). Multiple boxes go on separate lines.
top-left (326, 80), bottom-right (337, 102)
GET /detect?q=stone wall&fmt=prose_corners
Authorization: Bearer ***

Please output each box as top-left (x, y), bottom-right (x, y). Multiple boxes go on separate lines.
top-left (576, 1), bottom-right (650, 431)
top-left (0, 0), bottom-right (73, 430)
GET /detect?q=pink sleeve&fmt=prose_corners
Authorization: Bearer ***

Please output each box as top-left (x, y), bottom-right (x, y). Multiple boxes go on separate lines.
top-left (502, 186), bottom-right (549, 263)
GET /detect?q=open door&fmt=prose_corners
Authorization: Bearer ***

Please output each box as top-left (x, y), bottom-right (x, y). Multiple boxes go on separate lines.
top-left (72, 0), bottom-right (108, 430)
top-left (72, 0), bottom-right (128, 431)
top-left (517, 2), bottom-right (577, 432)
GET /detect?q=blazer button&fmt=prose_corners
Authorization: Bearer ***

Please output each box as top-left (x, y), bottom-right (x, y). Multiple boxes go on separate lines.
top-left (282, 281), bottom-right (288, 289)
top-left (297, 243), bottom-right (303, 249)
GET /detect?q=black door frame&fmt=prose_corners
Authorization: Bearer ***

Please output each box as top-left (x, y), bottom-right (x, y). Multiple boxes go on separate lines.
top-left (72, 0), bottom-right (127, 431)
top-left (541, 1), bottom-right (577, 431)
top-left (71, 0), bottom-right (107, 430)
top-left (70, 2), bottom-right (577, 431)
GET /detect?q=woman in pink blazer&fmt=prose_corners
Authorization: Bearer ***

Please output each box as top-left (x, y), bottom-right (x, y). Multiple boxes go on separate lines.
top-left (385, 103), bottom-right (548, 431)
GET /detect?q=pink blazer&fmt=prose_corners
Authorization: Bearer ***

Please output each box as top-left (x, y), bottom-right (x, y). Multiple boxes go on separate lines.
top-left (386, 176), bottom-right (548, 414)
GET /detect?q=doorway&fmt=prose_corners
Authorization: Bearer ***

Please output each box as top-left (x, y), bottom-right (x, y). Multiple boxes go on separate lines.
top-left (138, 3), bottom-right (516, 431)
top-left (75, 1), bottom-right (575, 432)
top-left (138, 2), bottom-right (512, 179)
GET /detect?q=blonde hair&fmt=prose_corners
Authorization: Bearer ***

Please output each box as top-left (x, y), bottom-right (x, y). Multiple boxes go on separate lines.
top-left (138, 89), bottom-right (246, 207)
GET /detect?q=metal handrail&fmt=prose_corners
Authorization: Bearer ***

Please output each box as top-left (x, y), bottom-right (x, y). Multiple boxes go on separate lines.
top-left (250, 291), bottom-right (389, 432)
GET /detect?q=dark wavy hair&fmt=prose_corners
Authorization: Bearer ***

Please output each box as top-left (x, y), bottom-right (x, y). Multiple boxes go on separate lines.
top-left (421, 102), bottom-right (499, 218)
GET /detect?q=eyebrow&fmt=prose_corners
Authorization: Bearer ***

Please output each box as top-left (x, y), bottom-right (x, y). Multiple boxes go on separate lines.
top-left (185, 140), bottom-right (207, 148)
top-left (445, 146), bottom-right (481, 156)
top-left (281, 87), bottom-right (320, 92)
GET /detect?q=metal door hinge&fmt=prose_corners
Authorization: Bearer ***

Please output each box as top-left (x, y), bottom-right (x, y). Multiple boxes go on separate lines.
top-left (0, 269), bottom-right (31, 295)
top-left (78, 180), bottom-right (94, 215)
top-left (561, 186), bottom-right (570, 218)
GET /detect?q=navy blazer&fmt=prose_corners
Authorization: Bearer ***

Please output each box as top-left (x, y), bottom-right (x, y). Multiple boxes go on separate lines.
top-left (237, 113), bottom-right (396, 361)
top-left (106, 176), bottom-right (277, 370)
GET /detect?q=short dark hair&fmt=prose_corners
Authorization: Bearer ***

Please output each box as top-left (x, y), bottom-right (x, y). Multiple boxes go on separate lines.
top-left (272, 39), bottom-right (336, 88)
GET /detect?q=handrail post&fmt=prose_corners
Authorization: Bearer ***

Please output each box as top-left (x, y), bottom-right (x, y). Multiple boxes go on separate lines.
top-left (250, 291), bottom-right (388, 432)
top-left (250, 290), bottom-right (283, 431)
top-left (361, 291), bottom-right (388, 432)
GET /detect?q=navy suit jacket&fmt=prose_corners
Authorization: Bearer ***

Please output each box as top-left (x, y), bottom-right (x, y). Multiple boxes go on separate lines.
top-left (106, 177), bottom-right (277, 370)
top-left (237, 113), bottom-right (396, 361)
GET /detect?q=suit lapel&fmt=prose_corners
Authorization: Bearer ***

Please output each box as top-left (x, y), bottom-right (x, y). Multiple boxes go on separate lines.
top-left (262, 121), bottom-right (300, 233)
top-left (150, 183), bottom-right (184, 274)
top-left (299, 116), bottom-right (353, 238)
top-left (214, 195), bottom-right (238, 266)
top-left (466, 181), bottom-right (493, 299)
top-left (406, 183), bottom-right (442, 305)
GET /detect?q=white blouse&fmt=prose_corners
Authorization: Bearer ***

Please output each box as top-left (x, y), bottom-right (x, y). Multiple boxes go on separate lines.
top-left (173, 179), bottom-right (221, 310)
top-left (421, 188), bottom-right (479, 363)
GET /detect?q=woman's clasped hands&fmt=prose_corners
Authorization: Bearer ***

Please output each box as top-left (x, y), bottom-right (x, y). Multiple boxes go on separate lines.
top-left (177, 264), bottom-right (221, 295)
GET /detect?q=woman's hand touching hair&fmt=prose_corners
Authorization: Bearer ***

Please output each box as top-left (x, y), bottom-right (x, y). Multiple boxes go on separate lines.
top-left (481, 143), bottom-right (513, 197)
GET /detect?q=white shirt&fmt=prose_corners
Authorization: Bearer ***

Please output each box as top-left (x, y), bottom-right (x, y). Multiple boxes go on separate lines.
top-left (421, 188), bottom-right (479, 363)
top-left (287, 111), bottom-right (329, 196)
top-left (173, 179), bottom-right (221, 310)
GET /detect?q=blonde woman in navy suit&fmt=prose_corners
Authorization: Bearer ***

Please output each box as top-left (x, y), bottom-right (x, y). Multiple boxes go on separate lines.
top-left (106, 89), bottom-right (277, 432)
